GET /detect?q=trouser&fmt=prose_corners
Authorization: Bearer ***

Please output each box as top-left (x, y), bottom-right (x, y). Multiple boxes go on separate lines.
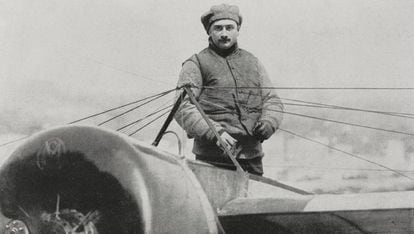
top-left (195, 154), bottom-right (263, 176)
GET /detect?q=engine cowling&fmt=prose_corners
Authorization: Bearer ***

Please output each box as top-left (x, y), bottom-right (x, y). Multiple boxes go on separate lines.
top-left (0, 125), bottom-right (221, 233)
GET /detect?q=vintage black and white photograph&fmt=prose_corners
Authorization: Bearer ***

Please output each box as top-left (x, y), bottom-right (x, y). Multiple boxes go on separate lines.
top-left (1, 0), bottom-right (414, 233)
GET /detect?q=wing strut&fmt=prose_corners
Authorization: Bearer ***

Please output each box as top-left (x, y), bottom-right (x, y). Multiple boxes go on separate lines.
top-left (152, 87), bottom-right (187, 146)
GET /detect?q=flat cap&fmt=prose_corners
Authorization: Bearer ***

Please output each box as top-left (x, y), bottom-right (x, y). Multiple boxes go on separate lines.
top-left (201, 4), bottom-right (242, 33)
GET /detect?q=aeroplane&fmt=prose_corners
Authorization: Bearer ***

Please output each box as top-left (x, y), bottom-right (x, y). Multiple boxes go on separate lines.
top-left (1, 87), bottom-right (414, 233)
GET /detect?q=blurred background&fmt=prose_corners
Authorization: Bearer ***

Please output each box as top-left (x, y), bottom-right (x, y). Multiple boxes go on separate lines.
top-left (1, 0), bottom-right (414, 193)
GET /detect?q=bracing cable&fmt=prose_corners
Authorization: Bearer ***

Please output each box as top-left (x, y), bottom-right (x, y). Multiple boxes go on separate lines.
top-left (69, 88), bottom-right (176, 124)
top-left (0, 136), bottom-right (30, 148)
top-left (0, 89), bottom-right (177, 148)
top-left (190, 98), bottom-right (414, 178)
top-left (127, 109), bottom-right (172, 136)
top-left (280, 102), bottom-right (414, 120)
top-left (199, 86), bottom-right (414, 118)
top-left (97, 89), bottom-right (174, 126)
top-left (279, 97), bottom-right (414, 118)
top-left (199, 97), bottom-right (414, 137)
top-left (116, 104), bottom-right (173, 132)
top-left (279, 128), bottom-right (414, 181)
top-left (271, 109), bottom-right (414, 137)
top-left (260, 164), bottom-right (414, 173)
top-left (201, 86), bottom-right (414, 90)
top-left (2, 85), bottom-right (414, 147)
top-left (196, 86), bottom-right (414, 118)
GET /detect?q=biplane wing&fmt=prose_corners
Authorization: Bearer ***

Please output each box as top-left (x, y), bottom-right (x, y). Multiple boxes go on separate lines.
top-left (187, 160), bottom-right (414, 234)
top-left (217, 184), bottom-right (414, 233)
top-left (0, 125), bottom-right (413, 233)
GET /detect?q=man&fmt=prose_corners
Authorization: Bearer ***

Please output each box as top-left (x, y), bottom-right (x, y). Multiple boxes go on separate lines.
top-left (175, 4), bottom-right (283, 176)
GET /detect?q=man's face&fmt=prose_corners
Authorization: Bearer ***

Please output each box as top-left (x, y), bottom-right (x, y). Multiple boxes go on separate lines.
top-left (209, 19), bottom-right (239, 50)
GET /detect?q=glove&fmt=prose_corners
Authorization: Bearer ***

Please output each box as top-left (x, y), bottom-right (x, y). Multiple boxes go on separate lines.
top-left (253, 120), bottom-right (275, 141)
top-left (216, 131), bottom-right (237, 151)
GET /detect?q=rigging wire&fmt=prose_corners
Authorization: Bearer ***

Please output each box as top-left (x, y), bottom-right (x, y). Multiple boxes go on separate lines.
top-left (69, 88), bottom-right (177, 124)
top-left (2, 82), bottom-right (408, 177)
top-left (2, 85), bottom-right (414, 149)
top-left (279, 97), bottom-right (414, 118)
top-left (97, 90), bottom-right (174, 126)
top-left (196, 86), bottom-right (414, 118)
top-left (261, 164), bottom-right (414, 173)
top-left (279, 128), bottom-right (414, 181)
top-left (280, 102), bottom-right (414, 120)
top-left (127, 109), bottom-right (171, 136)
top-left (116, 104), bottom-right (174, 132)
top-left (186, 98), bottom-right (414, 176)
top-left (0, 89), bottom-right (177, 148)
top-left (199, 96), bottom-right (414, 137)
top-left (271, 109), bottom-right (414, 137)
top-left (0, 136), bottom-right (30, 148)
top-left (201, 86), bottom-right (414, 90)
top-left (118, 96), bottom-right (175, 133)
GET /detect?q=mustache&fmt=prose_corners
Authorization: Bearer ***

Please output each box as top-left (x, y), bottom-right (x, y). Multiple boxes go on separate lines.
top-left (219, 38), bottom-right (231, 42)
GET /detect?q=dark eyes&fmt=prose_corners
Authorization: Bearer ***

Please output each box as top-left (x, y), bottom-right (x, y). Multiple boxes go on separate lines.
top-left (213, 25), bottom-right (235, 31)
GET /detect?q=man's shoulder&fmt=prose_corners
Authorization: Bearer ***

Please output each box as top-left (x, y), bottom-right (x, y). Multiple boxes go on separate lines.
top-left (182, 47), bottom-right (209, 64)
top-left (189, 47), bottom-right (210, 57)
top-left (237, 48), bottom-right (258, 60)
top-left (196, 47), bottom-right (212, 57)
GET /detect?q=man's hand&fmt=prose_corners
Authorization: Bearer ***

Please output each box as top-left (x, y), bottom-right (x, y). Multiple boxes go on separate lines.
top-left (253, 120), bottom-right (275, 141)
top-left (216, 131), bottom-right (237, 150)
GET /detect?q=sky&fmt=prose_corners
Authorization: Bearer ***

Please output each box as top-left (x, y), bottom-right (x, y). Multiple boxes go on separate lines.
top-left (1, 0), bottom-right (414, 193)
